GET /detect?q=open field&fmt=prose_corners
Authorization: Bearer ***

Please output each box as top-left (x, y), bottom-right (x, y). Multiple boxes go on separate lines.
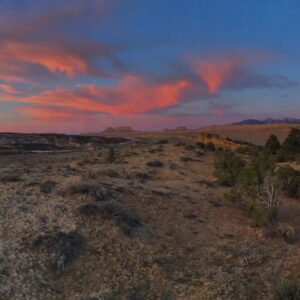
top-left (84, 123), bottom-right (300, 146)
top-left (1, 136), bottom-right (299, 299)
top-left (199, 124), bottom-right (300, 145)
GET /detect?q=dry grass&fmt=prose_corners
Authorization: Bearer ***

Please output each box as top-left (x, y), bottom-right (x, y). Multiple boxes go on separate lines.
top-left (0, 140), bottom-right (299, 299)
top-left (199, 123), bottom-right (300, 145)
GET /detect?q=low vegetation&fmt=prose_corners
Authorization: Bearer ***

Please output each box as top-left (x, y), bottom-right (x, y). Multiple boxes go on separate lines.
top-left (106, 147), bottom-right (116, 163)
top-left (271, 128), bottom-right (300, 162)
top-left (272, 279), bottom-right (300, 300)
top-left (0, 173), bottom-right (22, 182)
top-left (63, 180), bottom-right (109, 201)
top-left (214, 150), bottom-right (245, 186)
top-left (77, 202), bottom-right (142, 236)
top-left (277, 167), bottom-right (300, 199)
top-left (1, 129), bottom-right (299, 299)
top-left (206, 141), bottom-right (216, 151)
top-left (32, 231), bottom-right (85, 271)
top-left (146, 160), bottom-right (164, 167)
top-left (40, 180), bottom-right (56, 193)
top-left (215, 128), bottom-right (300, 226)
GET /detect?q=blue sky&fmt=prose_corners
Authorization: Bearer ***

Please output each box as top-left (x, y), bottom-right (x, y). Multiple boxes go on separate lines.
top-left (0, 0), bottom-right (299, 132)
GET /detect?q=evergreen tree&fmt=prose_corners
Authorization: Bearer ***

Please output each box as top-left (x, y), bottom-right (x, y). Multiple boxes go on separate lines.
top-left (265, 134), bottom-right (281, 154)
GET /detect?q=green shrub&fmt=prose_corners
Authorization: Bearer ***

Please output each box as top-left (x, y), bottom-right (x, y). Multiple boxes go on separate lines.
top-left (220, 153), bottom-right (279, 226)
top-left (236, 154), bottom-right (275, 203)
top-left (224, 188), bottom-right (242, 204)
top-left (278, 224), bottom-right (296, 244)
top-left (32, 231), bottom-right (84, 271)
top-left (287, 176), bottom-right (300, 198)
top-left (277, 147), bottom-right (294, 162)
top-left (247, 204), bottom-right (278, 227)
top-left (265, 134), bottom-right (281, 154)
top-left (147, 160), bottom-right (164, 167)
top-left (196, 141), bottom-right (206, 149)
top-left (157, 139), bottom-right (169, 144)
top-left (272, 279), bottom-right (300, 300)
top-left (0, 174), bottom-right (22, 182)
top-left (236, 146), bottom-right (250, 154)
top-left (40, 180), bottom-right (56, 193)
top-left (277, 129), bottom-right (300, 162)
top-left (277, 167), bottom-right (300, 199)
top-left (206, 141), bottom-right (216, 152)
top-left (106, 147), bottom-right (116, 163)
top-left (214, 151), bottom-right (245, 186)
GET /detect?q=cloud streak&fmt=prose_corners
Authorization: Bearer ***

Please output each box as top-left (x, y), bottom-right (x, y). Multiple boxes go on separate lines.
top-left (191, 54), bottom-right (296, 93)
top-left (193, 56), bottom-right (241, 93)
top-left (0, 0), bottom-right (124, 83)
top-left (10, 75), bottom-right (190, 116)
top-left (0, 41), bottom-right (88, 77)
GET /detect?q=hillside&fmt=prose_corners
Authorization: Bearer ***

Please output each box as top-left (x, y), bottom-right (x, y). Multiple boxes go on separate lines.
top-left (1, 139), bottom-right (299, 299)
top-left (200, 123), bottom-right (300, 145)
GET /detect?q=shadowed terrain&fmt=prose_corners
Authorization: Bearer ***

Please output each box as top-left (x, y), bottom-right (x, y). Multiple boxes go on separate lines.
top-left (0, 134), bottom-right (299, 299)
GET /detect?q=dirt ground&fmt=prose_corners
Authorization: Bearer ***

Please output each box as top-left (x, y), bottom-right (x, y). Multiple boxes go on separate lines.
top-left (0, 140), bottom-right (299, 299)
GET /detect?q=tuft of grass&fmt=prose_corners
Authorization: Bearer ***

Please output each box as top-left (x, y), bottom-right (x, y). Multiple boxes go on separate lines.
top-left (272, 279), bottom-right (300, 300)
top-left (106, 147), bottom-right (116, 163)
top-left (99, 169), bottom-right (119, 178)
top-left (77, 202), bottom-right (142, 236)
top-left (32, 231), bottom-right (85, 271)
top-left (278, 224), bottom-right (296, 244)
top-left (64, 181), bottom-right (109, 201)
top-left (206, 141), bottom-right (216, 151)
top-left (135, 172), bottom-right (152, 183)
top-left (146, 160), bottom-right (164, 168)
top-left (40, 180), bottom-right (56, 193)
top-left (0, 173), bottom-right (22, 182)
top-left (247, 205), bottom-right (278, 227)
top-left (157, 139), bottom-right (169, 144)
top-left (184, 144), bottom-right (196, 151)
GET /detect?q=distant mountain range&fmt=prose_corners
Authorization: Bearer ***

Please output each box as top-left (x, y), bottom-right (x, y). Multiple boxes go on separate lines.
top-left (233, 118), bottom-right (300, 125)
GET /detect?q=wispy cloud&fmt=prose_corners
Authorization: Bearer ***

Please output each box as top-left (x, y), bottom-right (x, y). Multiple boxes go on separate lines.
top-left (0, 0), bottom-right (124, 83)
top-left (9, 75), bottom-right (190, 118)
top-left (191, 53), bottom-right (296, 93)
top-left (193, 56), bottom-right (241, 93)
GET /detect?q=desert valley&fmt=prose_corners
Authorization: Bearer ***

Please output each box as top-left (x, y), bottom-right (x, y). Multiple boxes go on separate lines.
top-left (1, 122), bottom-right (300, 299)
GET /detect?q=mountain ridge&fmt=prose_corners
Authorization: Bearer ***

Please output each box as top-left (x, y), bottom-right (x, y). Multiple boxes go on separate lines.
top-left (233, 117), bottom-right (300, 125)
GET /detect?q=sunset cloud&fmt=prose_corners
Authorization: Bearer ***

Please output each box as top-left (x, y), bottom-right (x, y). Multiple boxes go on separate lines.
top-left (0, 1), bottom-right (124, 83)
top-left (0, 84), bottom-right (20, 94)
top-left (193, 56), bottom-right (241, 93)
top-left (192, 54), bottom-right (296, 93)
top-left (0, 0), bottom-right (298, 133)
top-left (0, 41), bottom-right (88, 77)
top-left (3, 61), bottom-right (296, 124)
top-left (7, 75), bottom-right (190, 119)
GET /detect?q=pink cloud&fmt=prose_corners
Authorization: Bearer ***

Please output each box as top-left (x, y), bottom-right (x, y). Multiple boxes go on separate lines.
top-left (193, 56), bottom-right (241, 93)
top-left (9, 75), bottom-right (190, 117)
top-left (0, 84), bottom-right (20, 94)
top-left (0, 41), bottom-right (88, 77)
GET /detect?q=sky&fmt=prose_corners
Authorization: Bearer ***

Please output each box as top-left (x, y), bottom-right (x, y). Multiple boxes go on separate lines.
top-left (0, 0), bottom-right (299, 133)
